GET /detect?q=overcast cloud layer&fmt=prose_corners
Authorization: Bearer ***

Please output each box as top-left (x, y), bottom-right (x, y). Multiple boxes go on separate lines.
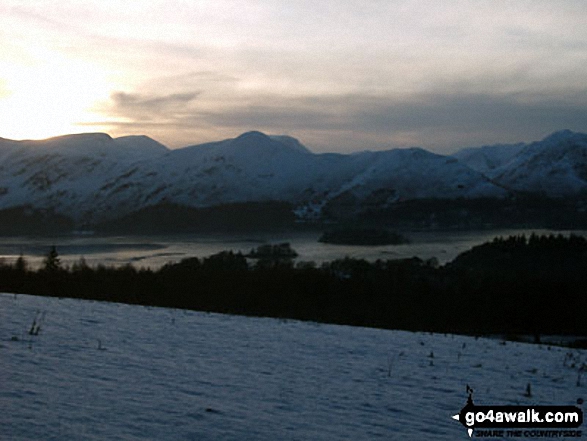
top-left (1, 0), bottom-right (586, 152)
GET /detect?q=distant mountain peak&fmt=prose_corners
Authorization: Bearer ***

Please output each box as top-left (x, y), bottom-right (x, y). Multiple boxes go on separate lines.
top-left (2, 128), bottom-right (587, 224)
top-left (235, 131), bottom-right (270, 142)
top-left (116, 134), bottom-right (156, 141)
top-left (547, 128), bottom-right (575, 137)
top-left (113, 135), bottom-right (169, 155)
top-left (43, 132), bottom-right (114, 144)
top-left (269, 135), bottom-right (312, 154)
top-left (542, 129), bottom-right (582, 144)
top-left (225, 131), bottom-right (311, 155)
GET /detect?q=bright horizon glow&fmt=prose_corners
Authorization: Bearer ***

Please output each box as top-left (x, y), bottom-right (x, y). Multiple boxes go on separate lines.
top-left (1, 1), bottom-right (587, 152)
top-left (0, 48), bottom-right (111, 140)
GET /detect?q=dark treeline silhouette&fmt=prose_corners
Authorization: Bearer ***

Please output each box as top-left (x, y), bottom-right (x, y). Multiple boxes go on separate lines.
top-left (0, 206), bottom-right (74, 235)
top-left (1, 196), bottom-right (587, 237)
top-left (94, 201), bottom-right (297, 234)
top-left (1, 234), bottom-right (586, 337)
top-left (346, 196), bottom-right (587, 229)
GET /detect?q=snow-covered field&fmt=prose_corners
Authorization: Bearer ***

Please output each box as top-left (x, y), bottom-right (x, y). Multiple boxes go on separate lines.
top-left (1, 293), bottom-right (585, 440)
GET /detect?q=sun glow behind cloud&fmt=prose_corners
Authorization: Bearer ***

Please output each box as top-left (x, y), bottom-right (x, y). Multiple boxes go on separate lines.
top-left (1, 0), bottom-right (586, 152)
top-left (0, 48), bottom-right (110, 140)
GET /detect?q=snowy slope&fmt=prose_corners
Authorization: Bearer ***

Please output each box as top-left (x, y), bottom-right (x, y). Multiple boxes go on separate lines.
top-left (0, 133), bottom-right (169, 222)
top-left (0, 132), bottom-right (330, 221)
top-left (5, 130), bottom-right (587, 224)
top-left (0, 131), bottom-right (508, 223)
top-left (1, 293), bottom-right (585, 440)
top-left (327, 148), bottom-right (505, 200)
top-left (82, 132), bottom-right (507, 219)
top-left (488, 130), bottom-right (587, 196)
top-left (452, 142), bottom-right (526, 175)
top-left (453, 130), bottom-right (587, 197)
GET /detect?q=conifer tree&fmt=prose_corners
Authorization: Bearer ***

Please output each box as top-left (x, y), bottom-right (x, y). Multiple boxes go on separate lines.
top-left (44, 245), bottom-right (61, 272)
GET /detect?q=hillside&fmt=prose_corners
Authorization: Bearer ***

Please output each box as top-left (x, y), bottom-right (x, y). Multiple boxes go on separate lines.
top-left (0, 130), bottom-right (586, 232)
top-left (3, 293), bottom-right (584, 440)
top-left (454, 130), bottom-right (587, 197)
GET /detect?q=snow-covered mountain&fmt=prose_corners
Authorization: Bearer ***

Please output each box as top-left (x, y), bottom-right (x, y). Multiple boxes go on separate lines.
top-left (0, 133), bottom-right (169, 223)
top-left (491, 130), bottom-right (587, 196)
top-left (0, 130), bottom-right (508, 223)
top-left (1, 129), bottom-right (586, 225)
top-left (452, 142), bottom-right (526, 175)
top-left (453, 130), bottom-right (587, 197)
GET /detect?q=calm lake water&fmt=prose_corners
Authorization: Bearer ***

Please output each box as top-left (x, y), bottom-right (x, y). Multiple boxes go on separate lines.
top-left (0, 228), bottom-right (585, 269)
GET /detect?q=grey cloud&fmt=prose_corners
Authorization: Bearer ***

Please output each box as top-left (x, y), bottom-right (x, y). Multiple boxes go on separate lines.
top-left (204, 91), bottom-right (584, 127)
top-left (175, 71), bottom-right (240, 84)
top-left (198, 104), bottom-right (342, 131)
top-left (349, 93), bottom-right (587, 137)
top-left (193, 92), bottom-right (587, 151)
top-left (92, 89), bottom-right (587, 153)
top-left (106, 91), bottom-right (200, 121)
top-left (142, 71), bottom-right (241, 94)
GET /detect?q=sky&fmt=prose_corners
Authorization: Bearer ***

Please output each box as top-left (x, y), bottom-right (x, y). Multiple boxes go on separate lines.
top-left (0, 0), bottom-right (586, 153)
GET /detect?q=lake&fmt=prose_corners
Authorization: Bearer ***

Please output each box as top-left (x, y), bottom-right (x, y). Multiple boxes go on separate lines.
top-left (0, 228), bottom-right (585, 269)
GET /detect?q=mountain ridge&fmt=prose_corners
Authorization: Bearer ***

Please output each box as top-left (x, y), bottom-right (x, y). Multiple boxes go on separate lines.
top-left (453, 129), bottom-right (587, 197)
top-left (0, 129), bottom-right (585, 228)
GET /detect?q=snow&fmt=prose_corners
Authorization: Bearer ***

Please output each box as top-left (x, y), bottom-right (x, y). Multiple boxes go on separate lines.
top-left (454, 130), bottom-right (587, 197)
top-left (112, 135), bottom-right (169, 157)
top-left (268, 135), bottom-right (312, 155)
top-left (0, 131), bottom-right (508, 222)
top-left (491, 133), bottom-right (587, 196)
top-left (1, 293), bottom-right (585, 440)
top-left (0, 134), bottom-right (172, 221)
top-left (452, 143), bottom-right (526, 175)
top-left (1, 129), bottom-right (587, 222)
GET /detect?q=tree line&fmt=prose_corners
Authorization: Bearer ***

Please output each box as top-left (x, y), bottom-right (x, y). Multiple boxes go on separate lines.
top-left (1, 235), bottom-right (586, 338)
